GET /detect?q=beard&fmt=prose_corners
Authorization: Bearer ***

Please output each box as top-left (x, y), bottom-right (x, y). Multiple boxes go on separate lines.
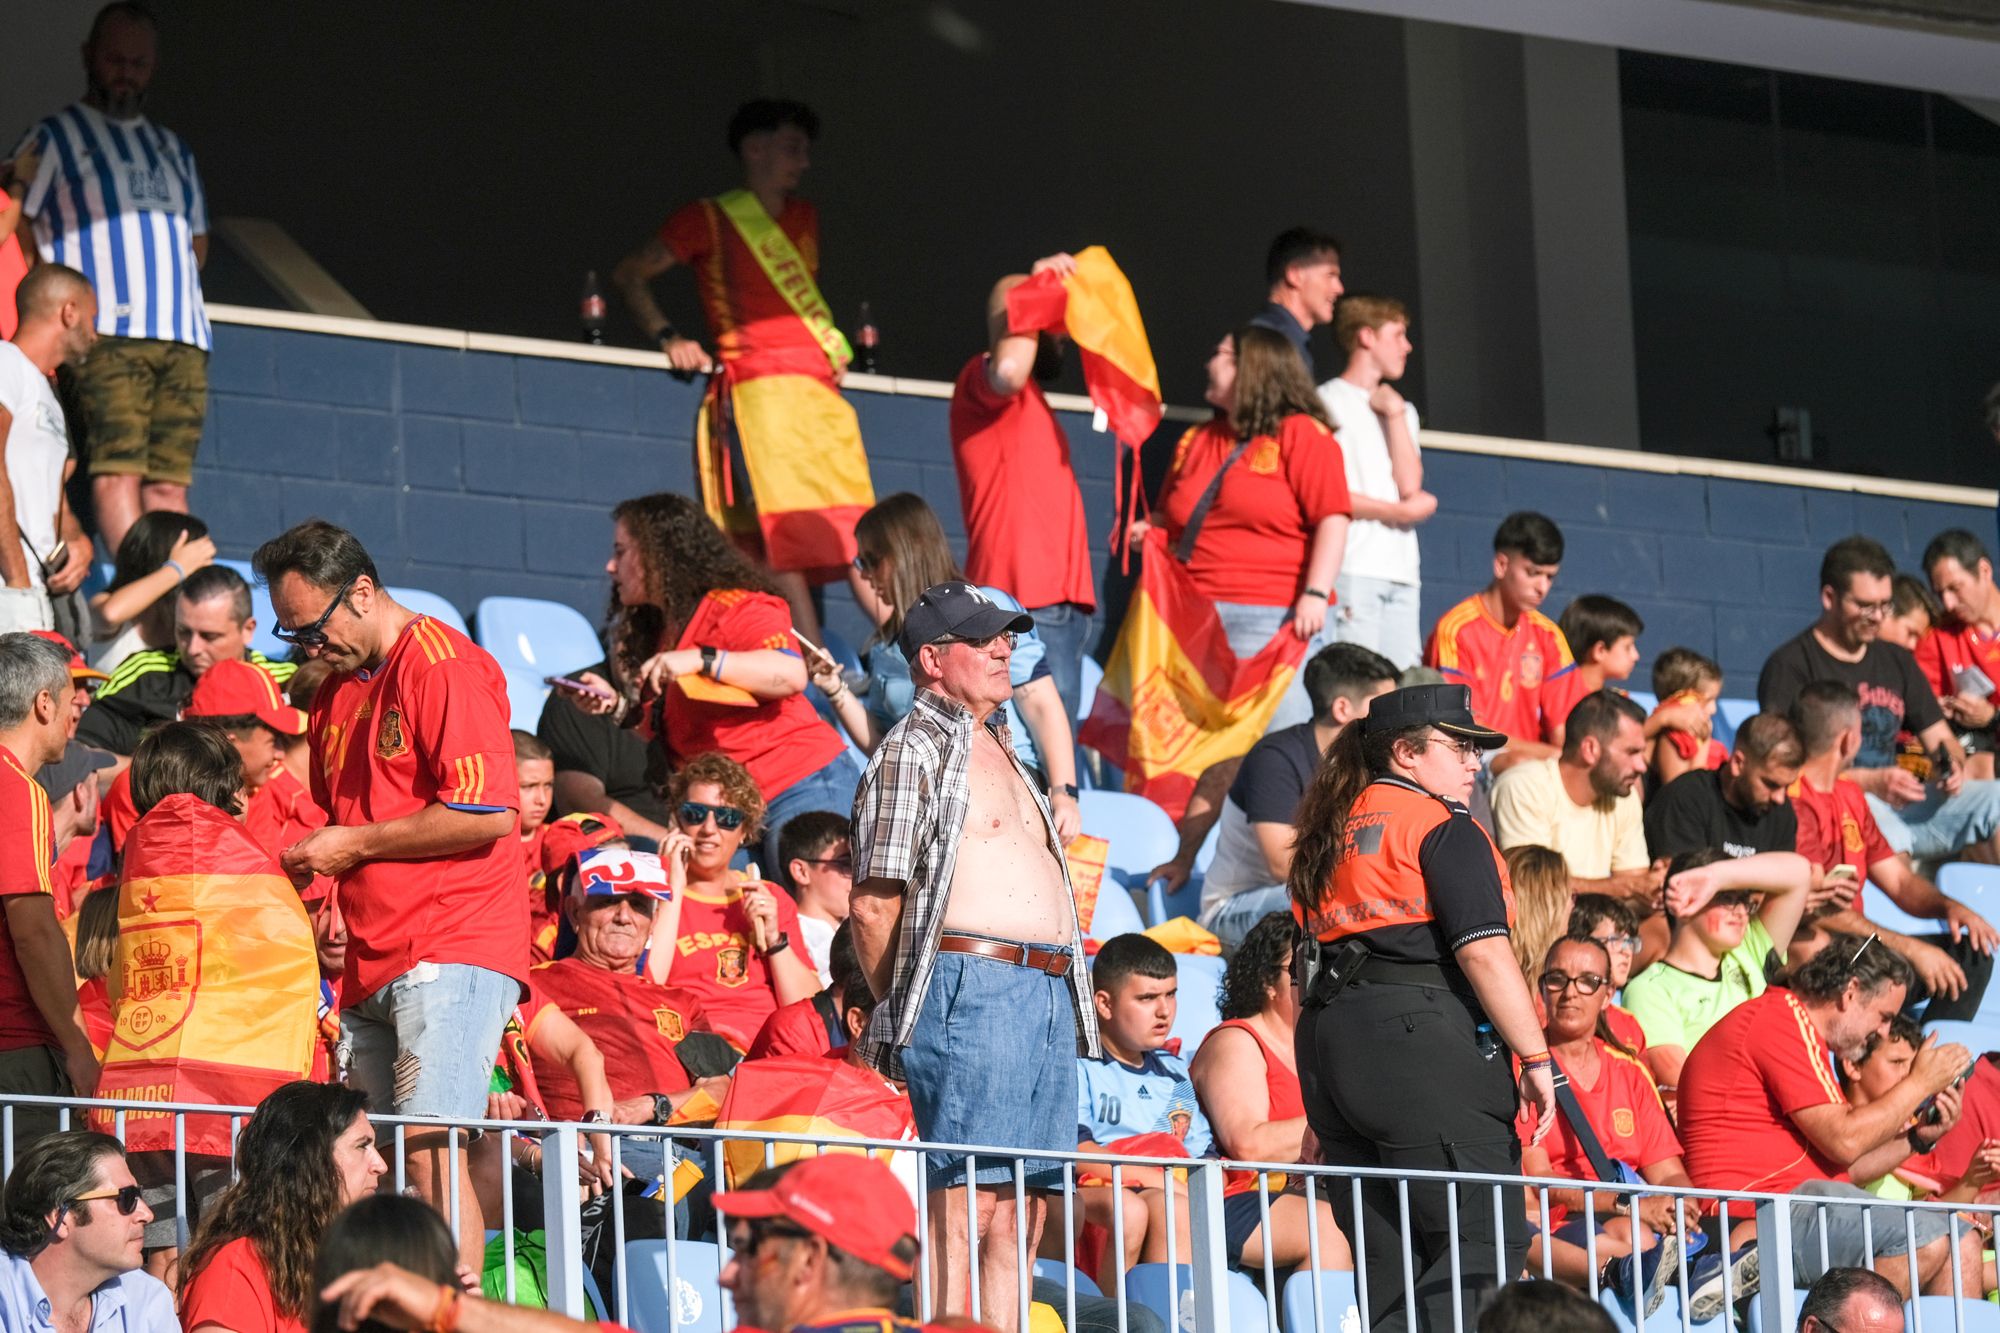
top-left (89, 76), bottom-right (146, 119)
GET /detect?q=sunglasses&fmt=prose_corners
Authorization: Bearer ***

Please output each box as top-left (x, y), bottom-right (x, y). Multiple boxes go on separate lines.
top-left (677, 800), bottom-right (746, 831)
top-left (1539, 971), bottom-right (1608, 996)
top-left (71, 1184), bottom-right (144, 1216)
top-left (271, 574), bottom-right (358, 649)
top-left (852, 552), bottom-right (883, 574)
top-left (801, 856), bottom-right (853, 875)
top-left (933, 631), bottom-right (1017, 652)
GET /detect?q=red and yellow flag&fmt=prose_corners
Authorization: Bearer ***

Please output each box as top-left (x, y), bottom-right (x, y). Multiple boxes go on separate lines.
top-left (1004, 246), bottom-right (1162, 448)
top-left (92, 794), bottom-right (318, 1155)
top-left (1080, 530), bottom-right (1309, 820)
top-left (714, 1053), bottom-right (917, 1188)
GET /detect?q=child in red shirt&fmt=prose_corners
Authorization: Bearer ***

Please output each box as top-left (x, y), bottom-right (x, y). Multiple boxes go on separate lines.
top-left (1648, 647), bottom-right (1727, 792)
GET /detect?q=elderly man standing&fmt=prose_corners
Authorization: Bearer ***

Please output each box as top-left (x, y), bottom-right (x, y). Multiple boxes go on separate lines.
top-left (849, 580), bottom-right (1098, 1333)
top-left (0, 1132), bottom-right (175, 1331)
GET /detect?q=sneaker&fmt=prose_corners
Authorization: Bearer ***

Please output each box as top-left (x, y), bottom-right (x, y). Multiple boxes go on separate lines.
top-left (1602, 1232), bottom-right (1682, 1318)
top-left (1688, 1242), bottom-right (1760, 1323)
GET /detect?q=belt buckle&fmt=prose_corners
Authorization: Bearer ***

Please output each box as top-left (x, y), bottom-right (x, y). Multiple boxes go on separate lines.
top-left (1042, 948), bottom-right (1067, 976)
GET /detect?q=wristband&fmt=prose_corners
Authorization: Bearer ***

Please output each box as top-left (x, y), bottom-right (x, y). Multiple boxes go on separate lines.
top-left (715, 649), bottom-right (729, 680)
top-left (1909, 1127), bottom-right (1935, 1154)
top-left (654, 323), bottom-right (678, 345)
top-left (164, 559), bottom-right (185, 583)
top-left (1301, 587), bottom-right (1329, 601)
top-left (761, 930), bottom-right (791, 958)
top-left (1518, 1051), bottom-right (1553, 1067)
top-left (427, 1284), bottom-right (461, 1333)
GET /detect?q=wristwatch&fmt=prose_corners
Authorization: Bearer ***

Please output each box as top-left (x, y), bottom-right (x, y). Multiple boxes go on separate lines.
top-left (1301, 587), bottom-right (1330, 601)
top-left (580, 1109), bottom-right (609, 1126)
top-left (699, 645), bottom-right (719, 678)
top-left (651, 1092), bottom-right (675, 1126)
top-left (654, 323), bottom-right (678, 346)
top-left (761, 930), bottom-right (792, 957)
top-left (1053, 783), bottom-right (1080, 800)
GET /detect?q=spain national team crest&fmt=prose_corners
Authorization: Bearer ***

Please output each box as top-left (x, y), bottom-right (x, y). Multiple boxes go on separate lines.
top-left (716, 946), bottom-right (748, 987)
top-left (1518, 647), bottom-right (1544, 691)
top-left (1612, 1107), bottom-right (1636, 1139)
top-left (113, 921), bottom-right (201, 1052)
top-left (1246, 438), bottom-right (1282, 475)
top-left (1841, 815), bottom-right (1865, 855)
top-left (375, 708), bottom-right (408, 760)
top-left (655, 1007), bottom-right (686, 1042)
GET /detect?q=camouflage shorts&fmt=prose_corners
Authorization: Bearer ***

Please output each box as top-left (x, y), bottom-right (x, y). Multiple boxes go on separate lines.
top-left (75, 335), bottom-right (208, 485)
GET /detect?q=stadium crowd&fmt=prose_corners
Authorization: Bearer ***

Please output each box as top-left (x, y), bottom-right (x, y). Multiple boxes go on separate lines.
top-left (1, 6), bottom-right (1999, 1332)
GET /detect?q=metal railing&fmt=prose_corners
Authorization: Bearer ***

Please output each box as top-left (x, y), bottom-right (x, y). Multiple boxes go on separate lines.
top-left (8, 1093), bottom-right (1999, 1332)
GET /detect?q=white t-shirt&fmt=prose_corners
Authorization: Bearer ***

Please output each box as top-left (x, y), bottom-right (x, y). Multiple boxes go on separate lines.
top-left (0, 342), bottom-right (68, 590)
top-left (1318, 376), bottom-right (1421, 585)
top-left (798, 912), bottom-right (837, 987)
top-left (1199, 798), bottom-right (1277, 912)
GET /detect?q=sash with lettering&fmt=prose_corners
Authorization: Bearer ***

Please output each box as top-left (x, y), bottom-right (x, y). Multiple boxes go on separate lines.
top-left (694, 189), bottom-right (874, 580)
top-left (92, 793), bottom-right (318, 1154)
top-left (1080, 528), bottom-right (1309, 821)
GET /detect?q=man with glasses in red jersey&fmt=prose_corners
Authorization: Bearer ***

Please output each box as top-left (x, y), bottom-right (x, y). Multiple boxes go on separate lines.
top-left (253, 519), bottom-right (522, 1272)
top-left (0, 1131), bottom-right (175, 1331)
top-left (849, 581), bottom-right (1098, 1333)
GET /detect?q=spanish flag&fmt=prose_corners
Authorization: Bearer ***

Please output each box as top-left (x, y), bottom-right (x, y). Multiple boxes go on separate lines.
top-left (92, 794), bottom-right (318, 1155)
top-left (1004, 246), bottom-right (1162, 448)
top-left (713, 1053), bottom-right (917, 1189)
top-left (1080, 529), bottom-right (1308, 820)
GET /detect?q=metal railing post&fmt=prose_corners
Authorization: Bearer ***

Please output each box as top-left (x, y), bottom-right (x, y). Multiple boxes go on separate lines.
top-left (540, 1126), bottom-right (585, 1317)
top-left (1188, 1159), bottom-right (1229, 1332)
top-left (1755, 1191), bottom-right (1797, 1333)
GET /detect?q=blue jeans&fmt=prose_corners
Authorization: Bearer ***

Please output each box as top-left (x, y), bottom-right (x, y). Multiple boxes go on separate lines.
top-left (902, 939), bottom-right (1079, 1189)
top-left (344, 962), bottom-right (518, 1118)
top-left (761, 751), bottom-right (863, 875)
top-left (1866, 781), bottom-right (2000, 860)
top-left (1213, 601), bottom-right (1329, 733)
top-left (1028, 601), bottom-right (1097, 726)
top-left (1332, 573), bottom-right (1423, 673)
top-left (1197, 884), bottom-right (1293, 951)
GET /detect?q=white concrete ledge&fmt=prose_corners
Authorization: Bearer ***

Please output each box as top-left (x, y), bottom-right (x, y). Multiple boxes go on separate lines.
top-left (207, 303), bottom-right (1998, 509)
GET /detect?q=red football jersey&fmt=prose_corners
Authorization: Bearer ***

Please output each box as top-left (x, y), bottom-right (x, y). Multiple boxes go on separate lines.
top-left (1790, 776), bottom-right (1893, 915)
top-left (308, 616), bottom-right (527, 1005)
top-left (100, 766), bottom-right (138, 857)
top-left (657, 195), bottom-right (832, 383)
top-left (1915, 620), bottom-right (2000, 710)
top-left (1425, 594), bottom-right (1578, 745)
top-left (0, 744), bottom-right (54, 1051)
top-left (665, 881), bottom-right (803, 1051)
top-left (246, 767), bottom-right (332, 900)
top-left (1516, 1039), bottom-right (1680, 1227)
top-left (1678, 989), bottom-right (1849, 1196)
top-left (527, 958), bottom-right (706, 1121)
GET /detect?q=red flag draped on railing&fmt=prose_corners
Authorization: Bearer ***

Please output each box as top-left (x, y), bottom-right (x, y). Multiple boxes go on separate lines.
top-left (1080, 530), bottom-right (1310, 821)
top-left (1004, 246), bottom-right (1163, 565)
top-left (713, 1053), bottom-right (917, 1189)
top-left (91, 794), bottom-right (318, 1154)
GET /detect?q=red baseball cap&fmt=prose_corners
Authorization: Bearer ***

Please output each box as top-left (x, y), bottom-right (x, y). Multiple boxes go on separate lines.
top-left (539, 810), bottom-right (626, 877)
top-left (31, 630), bottom-right (109, 684)
top-left (185, 659), bottom-right (307, 735)
top-left (713, 1155), bottom-right (916, 1280)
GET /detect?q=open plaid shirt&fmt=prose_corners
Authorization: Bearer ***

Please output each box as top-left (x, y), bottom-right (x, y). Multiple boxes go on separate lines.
top-left (851, 687), bottom-right (1100, 1080)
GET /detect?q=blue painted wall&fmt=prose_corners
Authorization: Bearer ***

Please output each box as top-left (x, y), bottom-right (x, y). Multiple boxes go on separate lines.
top-left (201, 323), bottom-right (1994, 687)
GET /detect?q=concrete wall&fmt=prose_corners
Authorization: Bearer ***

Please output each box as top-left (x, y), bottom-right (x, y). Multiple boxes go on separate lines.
top-left (199, 318), bottom-right (1996, 686)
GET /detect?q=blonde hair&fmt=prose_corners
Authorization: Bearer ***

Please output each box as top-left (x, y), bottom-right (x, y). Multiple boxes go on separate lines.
top-left (1505, 845), bottom-right (1571, 982)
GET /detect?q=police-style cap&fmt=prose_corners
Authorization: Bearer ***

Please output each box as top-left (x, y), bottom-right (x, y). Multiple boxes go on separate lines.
top-left (897, 581), bottom-right (1034, 660)
top-left (1359, 683), bottom-right (1508, 750)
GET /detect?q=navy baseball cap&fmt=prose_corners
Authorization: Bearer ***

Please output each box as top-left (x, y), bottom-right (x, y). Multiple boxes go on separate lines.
top-left (1359, 683), bottom-right (1508, 750)
top-left (898, 582), bottom-right (1033, 660)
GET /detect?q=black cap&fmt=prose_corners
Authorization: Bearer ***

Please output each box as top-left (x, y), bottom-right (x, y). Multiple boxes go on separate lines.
top-left (1359, 683), bottom-right (1508, 750)
top-left (898, 582), bottom-right (1034, 660)
top-left (36, 739), bottom-right (115, 802)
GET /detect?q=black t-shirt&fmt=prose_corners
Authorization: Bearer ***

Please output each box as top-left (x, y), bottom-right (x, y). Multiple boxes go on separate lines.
top-left (1226, 722), bottom-right (1322, 824)
top-left (1757, 629), bottom-right (1943, 770)
top-left (536, 662), bottom-right (671, 826)
top-left (1644, 768), bottom-right (1797, 862)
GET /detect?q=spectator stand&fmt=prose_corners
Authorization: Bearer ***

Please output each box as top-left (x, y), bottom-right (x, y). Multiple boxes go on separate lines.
top-left (1078, 789), bottom-right (1177, 936)
top-left (1125, 1262), bottom-right (1273, 1333)
top-left (1169, 953), bottom-right (1225, 1060)
top-left (1147, 822), bottom-right (1218, 928)
top-left (474, 595), bottom-right (607, 733)
top-left (1596, 1284), bottom-right (1728, 1332)
top-left (1279, 1268), bottom-right (1360, 1333)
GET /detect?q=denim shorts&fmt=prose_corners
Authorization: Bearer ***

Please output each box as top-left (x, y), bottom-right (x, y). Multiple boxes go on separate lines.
top-left (1789, 1179), bottom-right (1954, 1284)
top-left (901, 938), bottom-right (1079, 1191)
top-left (344, 962), bottom-right (519, 1119)
top-left (1866, 781), bottom-right (2000, 861)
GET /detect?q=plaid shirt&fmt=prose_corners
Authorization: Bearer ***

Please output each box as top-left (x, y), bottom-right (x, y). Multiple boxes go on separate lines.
top-left (851, 687), bottom-right (1099, 1080)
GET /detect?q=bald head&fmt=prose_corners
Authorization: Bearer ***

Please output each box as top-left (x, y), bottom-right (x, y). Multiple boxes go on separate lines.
top-left (10, 265), bottom-right (96, 371)
top-left (15, 265), bottom-right (92, 324)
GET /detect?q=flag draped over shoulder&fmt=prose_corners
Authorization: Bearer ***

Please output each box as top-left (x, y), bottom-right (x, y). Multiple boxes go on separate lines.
top-left (1080, 530), bottom-right (1309, 820)
top-left (92, 794), bottom-right (318, 1154)
top-left (713, 1053), bottom-right (917, 1190)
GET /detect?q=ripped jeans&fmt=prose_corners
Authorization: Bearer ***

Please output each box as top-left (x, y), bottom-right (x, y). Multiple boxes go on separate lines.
top-left (344, 961), bottom-right (518, 1118)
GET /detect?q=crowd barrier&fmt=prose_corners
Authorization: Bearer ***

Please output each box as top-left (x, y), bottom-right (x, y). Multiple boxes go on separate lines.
top-left (6, 1094), bottom-right (1997, 1333)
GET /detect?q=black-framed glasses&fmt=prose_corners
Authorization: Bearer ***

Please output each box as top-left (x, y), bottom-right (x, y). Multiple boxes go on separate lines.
top-left (271, 574), bottom-right (359, 648)
top-left (801, 856), bottom-right (853, 875)
top-left (70, 1184), bottom-right (144, 1216)
top-left (1539, 970), bottom-right (1608, 996)
top-left (677, 800), bottom-right (746, 831)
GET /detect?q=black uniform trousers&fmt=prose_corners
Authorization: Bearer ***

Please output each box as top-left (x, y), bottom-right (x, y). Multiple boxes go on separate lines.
top-left (1298, 976), bottom-right (1527, 1333)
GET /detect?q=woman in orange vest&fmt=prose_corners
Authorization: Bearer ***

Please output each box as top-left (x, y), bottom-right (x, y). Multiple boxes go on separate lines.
top-left (1287, 682), bottom-right (1556, 1332)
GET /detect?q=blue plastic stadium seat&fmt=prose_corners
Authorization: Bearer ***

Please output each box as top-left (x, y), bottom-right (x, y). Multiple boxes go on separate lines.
top-left (475, 596), bottom-right (604, 678)
top-left (1712, 697), bottom-right (1758, 747)
top-left (214, 558), bottom-right (289, 662)
top-left (1033, 1257), bottom-right (1104, 1298)
top-left (1078, 790), bottom-right (1177, 941)
top-left (1124, 1263), bottom-right (1269, 1333)
top-left (1744, 1290), bottom-right (1817, 1333)
top-left (1625, 689), bottom-right (1659, 714)
top-left (1087, 873), bottom-right (1146, 942)
top-left (1280, 1268), bottom-right (1359, 1333)
top-left (625, 1238), bottom-right (729, 1333)
top-left (1597, 1281), bottom-right (1729, 1332)
top-left (501, 668), bottom-right (552, 733)
top-left (1147, 822), bottom-right (1218, 927)
top-left (1169, 954), bottom-right (1226, 1059)
top-left (1906, 1295), bottom-right (2000, 1333)
top-left (819, 628), bottom-right (863, 676)
top-left (1078, 654), bottom-right (1105, 725)
top-left (1859, 882), bottom-right (1936, 937)
top-left (389, 586), bottom-right (467, 635)
top-left (1922, 1019), bottom-right (2000, 1059)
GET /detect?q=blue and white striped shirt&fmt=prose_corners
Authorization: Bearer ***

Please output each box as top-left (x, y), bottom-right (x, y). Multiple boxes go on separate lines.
top-left (15, 103), bottom-right (209, 351)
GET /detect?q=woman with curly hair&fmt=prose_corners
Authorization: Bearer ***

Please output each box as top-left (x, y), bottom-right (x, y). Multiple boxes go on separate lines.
top-left (563, 491), bottom-right (857, 872)
top-left (650, 751), bottom-right (823, 1050)
top-left (1188, 910), bottom-right (1353, 1274)
top-left (179, 1080), bottom-right (388, 1333)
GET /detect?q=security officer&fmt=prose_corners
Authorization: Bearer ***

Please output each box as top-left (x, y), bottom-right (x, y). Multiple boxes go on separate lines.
top-left (1287, 683), bottom-right (1556, 1332)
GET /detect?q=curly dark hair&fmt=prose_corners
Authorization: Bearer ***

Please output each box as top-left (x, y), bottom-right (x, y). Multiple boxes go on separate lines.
top-left (609, 493), bottom-right (780, 682)
top-left (667, 750), bottom-right (768, 841)
top-left (181, 1081), bottom-right (372, 1318)
top-left (1220, 911), bottom-right (1300, 1019)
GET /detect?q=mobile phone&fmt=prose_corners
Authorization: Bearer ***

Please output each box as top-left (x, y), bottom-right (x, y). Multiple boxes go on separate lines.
top-left (1955, 663), bottom-right (1997, 698)
top-left (545, 674), bottom-right (614, 700)
top-left (1825, 864), bottom-right (1860, 884)
top-left (1918, 1061), bottom-right (1979, 1125)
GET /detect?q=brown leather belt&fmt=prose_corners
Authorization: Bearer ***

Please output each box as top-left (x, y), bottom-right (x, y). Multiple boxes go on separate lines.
top-left (937, 931), bottom-right (1072, 976)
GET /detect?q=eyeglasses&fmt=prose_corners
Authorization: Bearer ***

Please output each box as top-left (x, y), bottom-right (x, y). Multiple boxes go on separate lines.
top-left (677, 800), bottom-right (746, 831)
top-left (1423, 733), bottom-right (1481, 761)
top-left (1590, 932), bottom-right (1640, 953)
top-left (1841, 593), bottom-right (1893, 619)
top-left (934, 631), bottom-right (1017, 652)
top-left (271, 574), bottom-right (358, 649)
top-left (1539, 971), bottom-right (1608, 996)
top-left (70, 1184), bottom-right (144, 1216)
top-left (801, 856), bottom-right (853, 875)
